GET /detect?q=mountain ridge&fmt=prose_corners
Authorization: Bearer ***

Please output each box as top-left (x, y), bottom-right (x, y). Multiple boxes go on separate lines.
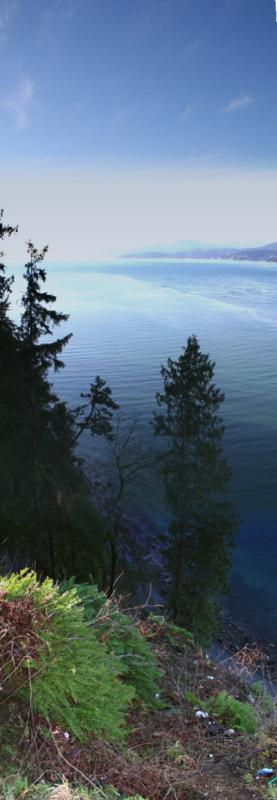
top-left (123, 241), bottom-right (277, 262)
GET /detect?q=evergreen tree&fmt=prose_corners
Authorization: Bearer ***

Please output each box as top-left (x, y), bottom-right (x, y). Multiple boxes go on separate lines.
top-left (0, 212), bottom-right (20, 522)
top-left (19, 242), bottom-right (72, 523)
top-left (71, 375), bottom-right (118, 447)
top-left (0, 209), bottom-right (17, 327)
top-left (16, 242), bottom-right (114, 579)
top-left (0, 233), bottom-right (117, 582)
top-left (153, 335), bottom-right (236, 641)
top-left (21, 241), bottom-right (72, 373)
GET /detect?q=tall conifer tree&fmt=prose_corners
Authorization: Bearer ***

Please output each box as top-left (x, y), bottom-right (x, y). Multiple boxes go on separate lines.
top-left (17, 243), bottom-right (108, 578)
top-left (0, 212), bottom-right (20, 522)
top-left (153, 335), bottom-right (236, 641)
top-left (0, 231), bottom-right (117, 581)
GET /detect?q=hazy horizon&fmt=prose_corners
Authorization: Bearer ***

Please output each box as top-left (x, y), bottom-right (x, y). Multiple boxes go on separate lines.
top-left (1, 1), bottom-right (277, 263)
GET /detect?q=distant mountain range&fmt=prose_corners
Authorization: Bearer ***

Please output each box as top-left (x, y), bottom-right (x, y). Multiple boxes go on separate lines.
top-left (123, 242), bottom-right (277, 263)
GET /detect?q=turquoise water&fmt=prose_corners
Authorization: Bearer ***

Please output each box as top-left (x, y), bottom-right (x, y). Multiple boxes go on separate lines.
top-left (42, 259), bottom-right (277, 639)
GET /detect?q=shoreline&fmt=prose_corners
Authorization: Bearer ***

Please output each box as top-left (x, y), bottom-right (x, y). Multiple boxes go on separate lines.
top-left (121, 255), bottom-right (277, 266)
top-left (123, 511), bottom-right (277, 683)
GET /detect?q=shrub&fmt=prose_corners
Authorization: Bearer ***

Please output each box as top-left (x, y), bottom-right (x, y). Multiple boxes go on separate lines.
top-left (167, 622), bottom-right (194, 641)
top-left (0, 570), bottom-right (133, 741)
top-left (185, 689), bottom-right (257, 733)
top-left (205, 691), bottom-right (257, 734)
top-left (63, 581), bottom-right (161, 708)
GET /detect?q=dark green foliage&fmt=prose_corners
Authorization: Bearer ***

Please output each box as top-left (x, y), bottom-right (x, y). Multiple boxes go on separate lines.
top-left (153, 335), bottom-right (236, 641)
top-left (1, 570), bottom-right (133, 742)
top-left (185, 690), bottom-right (199, 706)
top-left (0, 226), bottom-right (117, 583)
top-left (71, 375), bottom-right (119, 447)
top-left (0, 213), bottom-right (21, 527)
top-left (20, 241), bottom-right (72, 371)
top-left (167, 622), bottom-right (194, 641)
top-left (89, 415), bottom-right (155, 595)
top-left (147, 614), bottom-right (194, 649)
top-left (0, 210), bottom-right (17, 323)
top-left (54, 494), bottom-right (107, 585)
top-left (62, 581), bottom-right (161, 708)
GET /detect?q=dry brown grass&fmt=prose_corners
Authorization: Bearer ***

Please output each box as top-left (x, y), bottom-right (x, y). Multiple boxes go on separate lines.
top-left (49, 783), bottom-right (72, 800)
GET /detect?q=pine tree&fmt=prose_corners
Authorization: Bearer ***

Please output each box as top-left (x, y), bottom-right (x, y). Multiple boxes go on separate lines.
top-left (71, 375), bottom-right (119, 447)
top-left (0, 227), bottom-right (118, 583)
top-left (153, 335), bottom-right (236, 641)
top-left (0, 212), bottom-right (20, 523)
top-left (17, 243), bottom-right (73, 551)
top-left (21, 241), bottom-right (72, 373)
top-left (16, 243), bottom-right (109, 579)
top-left (0, 215), bottom-right (16, 327)
top-left (0, 209), bottom-right (18, 361)
top-left (5, 240), bottom-right (116, 581)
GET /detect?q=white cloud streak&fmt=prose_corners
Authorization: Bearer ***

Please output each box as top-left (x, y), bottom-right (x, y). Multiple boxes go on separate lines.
top-left (3, 77), bottom-right (34, 129)
top-left (222, 93), bottom-right (255, 114)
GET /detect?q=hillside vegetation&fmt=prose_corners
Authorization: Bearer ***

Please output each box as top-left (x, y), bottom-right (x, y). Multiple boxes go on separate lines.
top-left (0, 570), bottom-right (276, 800)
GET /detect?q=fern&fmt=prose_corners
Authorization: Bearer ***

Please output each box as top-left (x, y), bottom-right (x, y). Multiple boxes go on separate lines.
top-left (0, 570), bottom-right (133, 741)
top-left (62, 580), bottom-right (161, 708)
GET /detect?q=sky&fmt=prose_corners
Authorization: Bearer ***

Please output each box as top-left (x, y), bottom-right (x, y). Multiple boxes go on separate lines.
top-left (1, 0), bottom-right (277, 261)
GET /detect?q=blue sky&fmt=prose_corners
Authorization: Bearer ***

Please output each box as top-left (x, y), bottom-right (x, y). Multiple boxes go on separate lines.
top-left (1, 0), bottom-right (277, 260)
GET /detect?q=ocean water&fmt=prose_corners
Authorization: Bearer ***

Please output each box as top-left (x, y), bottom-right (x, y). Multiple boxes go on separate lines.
top-left (28, 259), bottom-right (277, 639)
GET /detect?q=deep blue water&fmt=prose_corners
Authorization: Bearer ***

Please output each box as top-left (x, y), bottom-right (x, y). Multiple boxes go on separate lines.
top-left (20, 258), bottom-right (277, 640)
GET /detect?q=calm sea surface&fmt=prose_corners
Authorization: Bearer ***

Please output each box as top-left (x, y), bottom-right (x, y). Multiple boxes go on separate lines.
top-left (15, 259), bottom-right (277, 639)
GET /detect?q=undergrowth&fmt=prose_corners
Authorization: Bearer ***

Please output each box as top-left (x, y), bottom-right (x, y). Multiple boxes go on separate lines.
top-left (205, 690), bottom-right (257, 734)
top-left (0, 777), bottom-right (149, 800)
top-left (62, 580), bottom-right (161, 708)
top-left (0, 570), bottom-right (133, 742)
top-left (186, 689), bottom-right (257, 734)
top-left (0, 570), bottom-right (276, 800)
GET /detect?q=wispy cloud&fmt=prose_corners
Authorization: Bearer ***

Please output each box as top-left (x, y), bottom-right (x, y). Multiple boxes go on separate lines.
top-left (222, 93), bottom-right (255, 114)
top-left (180, 104), bottom-right (193, 122)
top-left (3, 77), bottom-right (34, 129)
top-left (0, 0), bottom-right (18, 48)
